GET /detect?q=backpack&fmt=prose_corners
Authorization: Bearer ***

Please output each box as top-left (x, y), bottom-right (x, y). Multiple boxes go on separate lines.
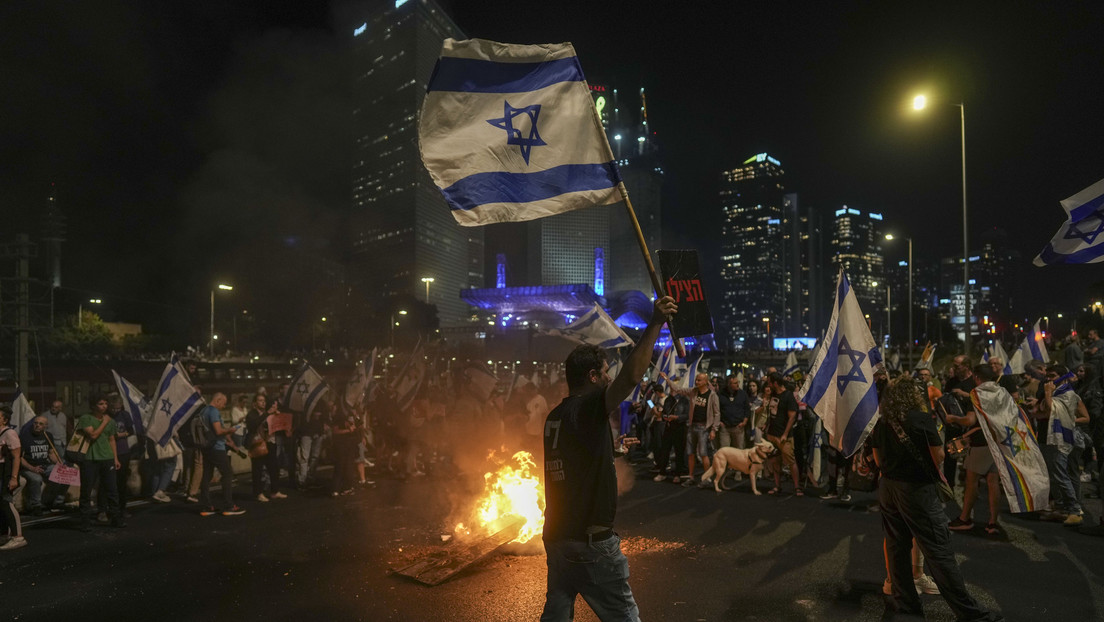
top-left (189, 409), bottom-right (216, 449)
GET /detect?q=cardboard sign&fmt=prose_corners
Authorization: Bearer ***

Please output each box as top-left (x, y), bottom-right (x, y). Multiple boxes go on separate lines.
top-left (657, 249), bottom-right (715, 338)
top-left (267, 412), bottom-right (293, 435)
top-left (49, 463), bottom-right (81, 487)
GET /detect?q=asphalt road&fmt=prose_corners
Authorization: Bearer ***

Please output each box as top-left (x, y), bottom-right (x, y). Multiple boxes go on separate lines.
top-left (4, 461), bottom-right (1103, 622)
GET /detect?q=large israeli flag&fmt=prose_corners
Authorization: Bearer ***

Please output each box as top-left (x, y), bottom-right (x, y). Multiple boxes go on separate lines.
top-left (112, 370), bottom-right (151, 437)
top-left (419, 38), bottom-right (622, 226)
top-left (1034, 177), bottom-right (1104, 265)
top-left (344, 349), bottom-right (376, 409)
top-left (284, 363), bottom-right (330, 417)
top-left (147, 355), bottom-right (204, 447)
top-left (984, 341), bottom-right (1014, 376)
top-left (1015, 319), bottom-right (1050, 365)
top-left (11, 386), bottom-right (35, 428)
top-left (799, 270), bottom-right (882, 456)
top-left (547, 304), bottom-right (634, 349)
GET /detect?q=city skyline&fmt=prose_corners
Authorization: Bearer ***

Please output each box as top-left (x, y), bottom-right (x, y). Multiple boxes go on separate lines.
top-left (3, 1), bottom-right (1103, 347)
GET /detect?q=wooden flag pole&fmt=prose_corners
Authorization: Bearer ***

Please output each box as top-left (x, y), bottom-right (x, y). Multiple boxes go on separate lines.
top-left (616, 182), bottom-right (686, 358)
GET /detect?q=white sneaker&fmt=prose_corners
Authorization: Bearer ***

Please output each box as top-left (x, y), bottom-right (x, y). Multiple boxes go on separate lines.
top-left (653, 474), bottom-right (666, 482)
top-left (257, 494), bottom-right (270, 503)
top-left (152, 491), bottom-right (171, 503)
top-left (1080, 472), bottom-right (1092, 483)
top-left (0, 536), bottom-right (27, 551)
top-left (271, 491), bottom-right (287, 499)
top-left (914, 575), bottom-right (940, 595)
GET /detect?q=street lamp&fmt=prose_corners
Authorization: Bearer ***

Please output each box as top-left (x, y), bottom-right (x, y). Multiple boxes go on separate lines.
top-left (762, 316), bottom-right (771, 347)
top-left (872, 282), bottom-right (891, 346)
top-left (78, 298), bottom-right (102, 328)
top-left (886, 233), bottom-right (914, 367)
top-left (421, 276), bottom-right (435, 303)
top-left (211, 284), bottom-right (233, 357)
top-left (913, 93), bottom-right (970, 355)
top-left (390, 309), bottom-right (407, 348)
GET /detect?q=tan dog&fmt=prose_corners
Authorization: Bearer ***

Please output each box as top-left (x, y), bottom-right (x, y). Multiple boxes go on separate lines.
top-left (699, 440), bottom-right (778, 494)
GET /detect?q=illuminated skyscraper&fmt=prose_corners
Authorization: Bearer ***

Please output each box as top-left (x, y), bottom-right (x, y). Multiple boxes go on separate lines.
top-left (830, 206), bottom-right (885, 317)
top-left (719, 154), bottom-right (786, 347)
top-left (347, 0), bottom-right (483, 327)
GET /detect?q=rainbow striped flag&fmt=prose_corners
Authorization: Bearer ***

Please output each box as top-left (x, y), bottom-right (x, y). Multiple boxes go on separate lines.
top-left (971, 382), bottom-right (1050, 513)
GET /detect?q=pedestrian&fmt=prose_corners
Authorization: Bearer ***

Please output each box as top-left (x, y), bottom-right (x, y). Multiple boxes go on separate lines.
top-left (871, 375), bottom-right (1003, 621)
top-left (763, 372), bottom-right (802, 495)
top-left (1, 404), bottom-right (27, 550)
top-left (75, 394), bottom-right (125, 531)
top-left (105, 394), bottom-right (137, 521)
top-left (947, 365), bottom-right (1003, 535)
top-left (197, 392), bottom-right (246, 516)
top-left (539, 294), bottom-right (676, 622)
top-left (17, 416), bottom-right (63, 515)
top-left (245, 393), bottom-right (283, 502)
top-left (665, 372), bottom-right (719, 486)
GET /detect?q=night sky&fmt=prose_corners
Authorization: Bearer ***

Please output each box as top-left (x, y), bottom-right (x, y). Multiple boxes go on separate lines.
top-left (4, 1), bottom-right (1103, 343)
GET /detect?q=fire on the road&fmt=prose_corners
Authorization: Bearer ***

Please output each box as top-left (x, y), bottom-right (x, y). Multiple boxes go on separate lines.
top-left (455, 450), bottom-right (545, 544)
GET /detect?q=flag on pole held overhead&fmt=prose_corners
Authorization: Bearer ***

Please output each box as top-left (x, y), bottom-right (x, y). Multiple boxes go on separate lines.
top-left (654, 344), bottom-right (675, 389)
top-left (11, 386), bottom-right (35, 428)
top-left (917, 342), bottom-right (936, 370)
top-left (971, 382), bottom-right (1049, 512)
top-left (799, 269), bottom-right (883, 456)
top-left (419, 38), bottom-right (622, 226)
top-left (545, 304), bottom-right (634, 349)
top-left (676, 352), bottom-right (704, 390)
top-left (147, 355), bottom-right (205, 447)
top-left (984, 341), bottom-right (1013, 376)
top-left (283, 363), bottom-right (330, 418)
top-left (783, 351), bottom-right (800, 376)
top-left (344, 349), bottom-right (376, 409)
top-left (1034, 177), bottom-right (1104, 265)
top-left (112, 370), bottom-right (151, 437)
top-left (1016, 319), bottom-right (1050, 365)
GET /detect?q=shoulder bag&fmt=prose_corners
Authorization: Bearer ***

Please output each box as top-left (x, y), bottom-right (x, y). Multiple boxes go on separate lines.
top-left (887, 417), bottom-right (954, 503)
top-left (65, 432), bottom-right (91, 464)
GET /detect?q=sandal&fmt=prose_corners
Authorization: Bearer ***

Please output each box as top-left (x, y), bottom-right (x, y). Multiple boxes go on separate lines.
top-left (767, 488), bottom-right (779, 495)
top-left (795, 488), bottom-right (804, 497)
top-left (984, 523), bottom-right (1000, 535)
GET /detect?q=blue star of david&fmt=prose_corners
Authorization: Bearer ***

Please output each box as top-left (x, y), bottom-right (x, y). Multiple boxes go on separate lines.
top-left (1063, 208), bottom-right (1104, 244)
top-left (1000, 426), bottom-right (1020, 457)
top-left (160, 398), bottom-right (173, 415)
top-left (297, 381), bottom-right (310, 395)
top-left (486, 101), bottom-right (547, 165)
top-left (836, 336), bottom-right (867, 394)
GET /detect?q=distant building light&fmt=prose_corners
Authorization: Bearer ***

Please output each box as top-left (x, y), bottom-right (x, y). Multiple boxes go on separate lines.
top-left (835, 208), bottom-right (847, 216)
top-left (939, 298), bottom-right (951, 304)
top-left (869, 212), bottom-right (883, 220)
top-left (898, 260), bottom-right (908, 266)
top-left (353, 22), bottom-right (367, 36)
top-left (395, 0), bottom-right (409, 7)
top-left (969, 279), bottom-right (976, 285)
top-left (767, 218), bottom-right (780, 225)
top-left (847, 208), bottom-right (860, 216)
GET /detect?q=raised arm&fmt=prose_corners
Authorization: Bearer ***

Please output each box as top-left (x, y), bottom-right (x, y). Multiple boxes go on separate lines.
top-left (605, 296), bottom-right (677, 409)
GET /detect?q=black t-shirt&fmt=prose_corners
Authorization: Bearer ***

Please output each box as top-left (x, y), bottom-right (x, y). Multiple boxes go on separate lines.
top-left (663, 394), bottom-right (690, 425)
top-left (718, 389), bottom-right (750, 426)
top-left (19, 431), bottom-right (55, 468)
top-left (766, 391), bottom-right (798, 437)
top-left (871, 410), bottom-right (942, 483)
top-left (542, 390), bottom-right (617, 542)
top-left (691, 389), bottom-right (712, 424)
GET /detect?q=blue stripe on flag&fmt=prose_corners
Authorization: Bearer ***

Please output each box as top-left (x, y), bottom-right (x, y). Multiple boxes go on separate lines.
top-left (840, 384), bottom-right (880, 454)
top-left (1068, 189), bottom-right (1104, 222)
top-left (1037, 240), bottom-right (1104, 264)
top-left (1028, 332), bottom-right (1044, 361)
top-left (804, 329), bottom-right (840, 407)
top-left (837, 273), bottom-right (850, 301)
top-left (999, 453), bottom-right (1029, 511)
top-left (428, 56), bottom-right (583, 94)
top-left (158, 393), bottom-right (203, 446)
top-left (442, 163), bottom-right (622, 212)
top-left (119, 380), bottom-right (145, 436)
top-left (304, 383), bottom-right (328, 416)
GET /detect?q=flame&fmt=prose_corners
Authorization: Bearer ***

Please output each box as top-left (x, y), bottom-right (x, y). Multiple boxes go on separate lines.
top-left (456, 450), bottom-right (545, 544)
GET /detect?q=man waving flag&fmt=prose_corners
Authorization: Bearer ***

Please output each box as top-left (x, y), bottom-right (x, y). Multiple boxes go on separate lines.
top-left (799, 269), bottom-right (883, 456)
top-left (419, 38), bottom-right (622, 226)
top-left (1035, 177), bottom-right (1104, 265)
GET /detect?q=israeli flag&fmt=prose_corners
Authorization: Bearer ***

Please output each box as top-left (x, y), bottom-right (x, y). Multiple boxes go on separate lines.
top-left (147, 355), bottom-right (204, 447)
top-left (677, 352), bottom-right (704, 390)
top-left (782, 351), bottom-right (800, 376)
top-left (654, 344), bottom-right (675, 389)
top-left (546, 304), bottom-right (634, 349)
top-left (1034, 177), bottom-right (1104, 265)
top-left (11, 386), bottom-right (35, 428)
top-left (1015, 319), bottom-right (1050, 365)
top-left (420, 38), bottom-right (622, 226)
top-left (284, 363), bottom-right (331, 417)
top-left (112, 370), bottom-right (151, 437)
top-left (985, 341), bottom-right (1014, 376)
top-left (799, 270), bottom-right (882, 457)
top-left (344, 349), bottom-right (376, 409)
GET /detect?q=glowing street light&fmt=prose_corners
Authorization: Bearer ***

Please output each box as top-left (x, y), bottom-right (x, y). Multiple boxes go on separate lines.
top-left (390, 309), bottom-right (408, 348)
top-left (211, 283), bottom-right (233, 357)
top-left (912, 91), bottom-right (970, 355)
top-left (421, 276), bottom-right (435, 303)
top-left (78, 298), bottom-right (102, 328)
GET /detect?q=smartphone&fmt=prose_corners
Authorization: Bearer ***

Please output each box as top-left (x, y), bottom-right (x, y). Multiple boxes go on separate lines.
top-left (646, 400), bottom-right (654, 408)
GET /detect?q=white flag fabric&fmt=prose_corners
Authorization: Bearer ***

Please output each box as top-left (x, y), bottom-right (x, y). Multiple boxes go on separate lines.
top-left (112, 370), bottom-right (151, 437)
top-left (1015, 319), bottom-right (1050, 366)
top-left (783, 351), bottom-right (800, 376)
top-left (655, 344), bottom-right (676, 389)
top-left (985, 341), bottom-right (1013, 376)
top-left (12, 387), bottom-right (35, 428)
top-left (972, 381), bottom-right (1050, 512)
top-left (546, 304), bottom-right (634, 349)
top-left (419, 38), bottom-right (622, 226)
top-left (344, 349), bottom-right (377, 409)
top-left (1034, 177), bottom-right (1104, 265)
top-left (917, 342), bottom-right (936, 370)
top-left (799, 270), bottom-right (882, 456)
top-left (806, 415), bottom-right (825, 487)
top-left (677, 352), bottom-right (704, 390)
top-left (147, 356), bottom-right (204, 447)
top-left (1009, 348), bottom-right (1025, 375)
top-left (283, 363), bottom-right (330, 417)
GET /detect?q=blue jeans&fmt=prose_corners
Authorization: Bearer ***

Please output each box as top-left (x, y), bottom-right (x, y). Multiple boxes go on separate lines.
top-left (685, 424), bottom-right (712, 458)
top-left (1043, 445), bottom-right (1082, 513)
top-left (541, 534), bottom-right (640, 622)
top-left (148, 457), bottom-right (177, 494)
